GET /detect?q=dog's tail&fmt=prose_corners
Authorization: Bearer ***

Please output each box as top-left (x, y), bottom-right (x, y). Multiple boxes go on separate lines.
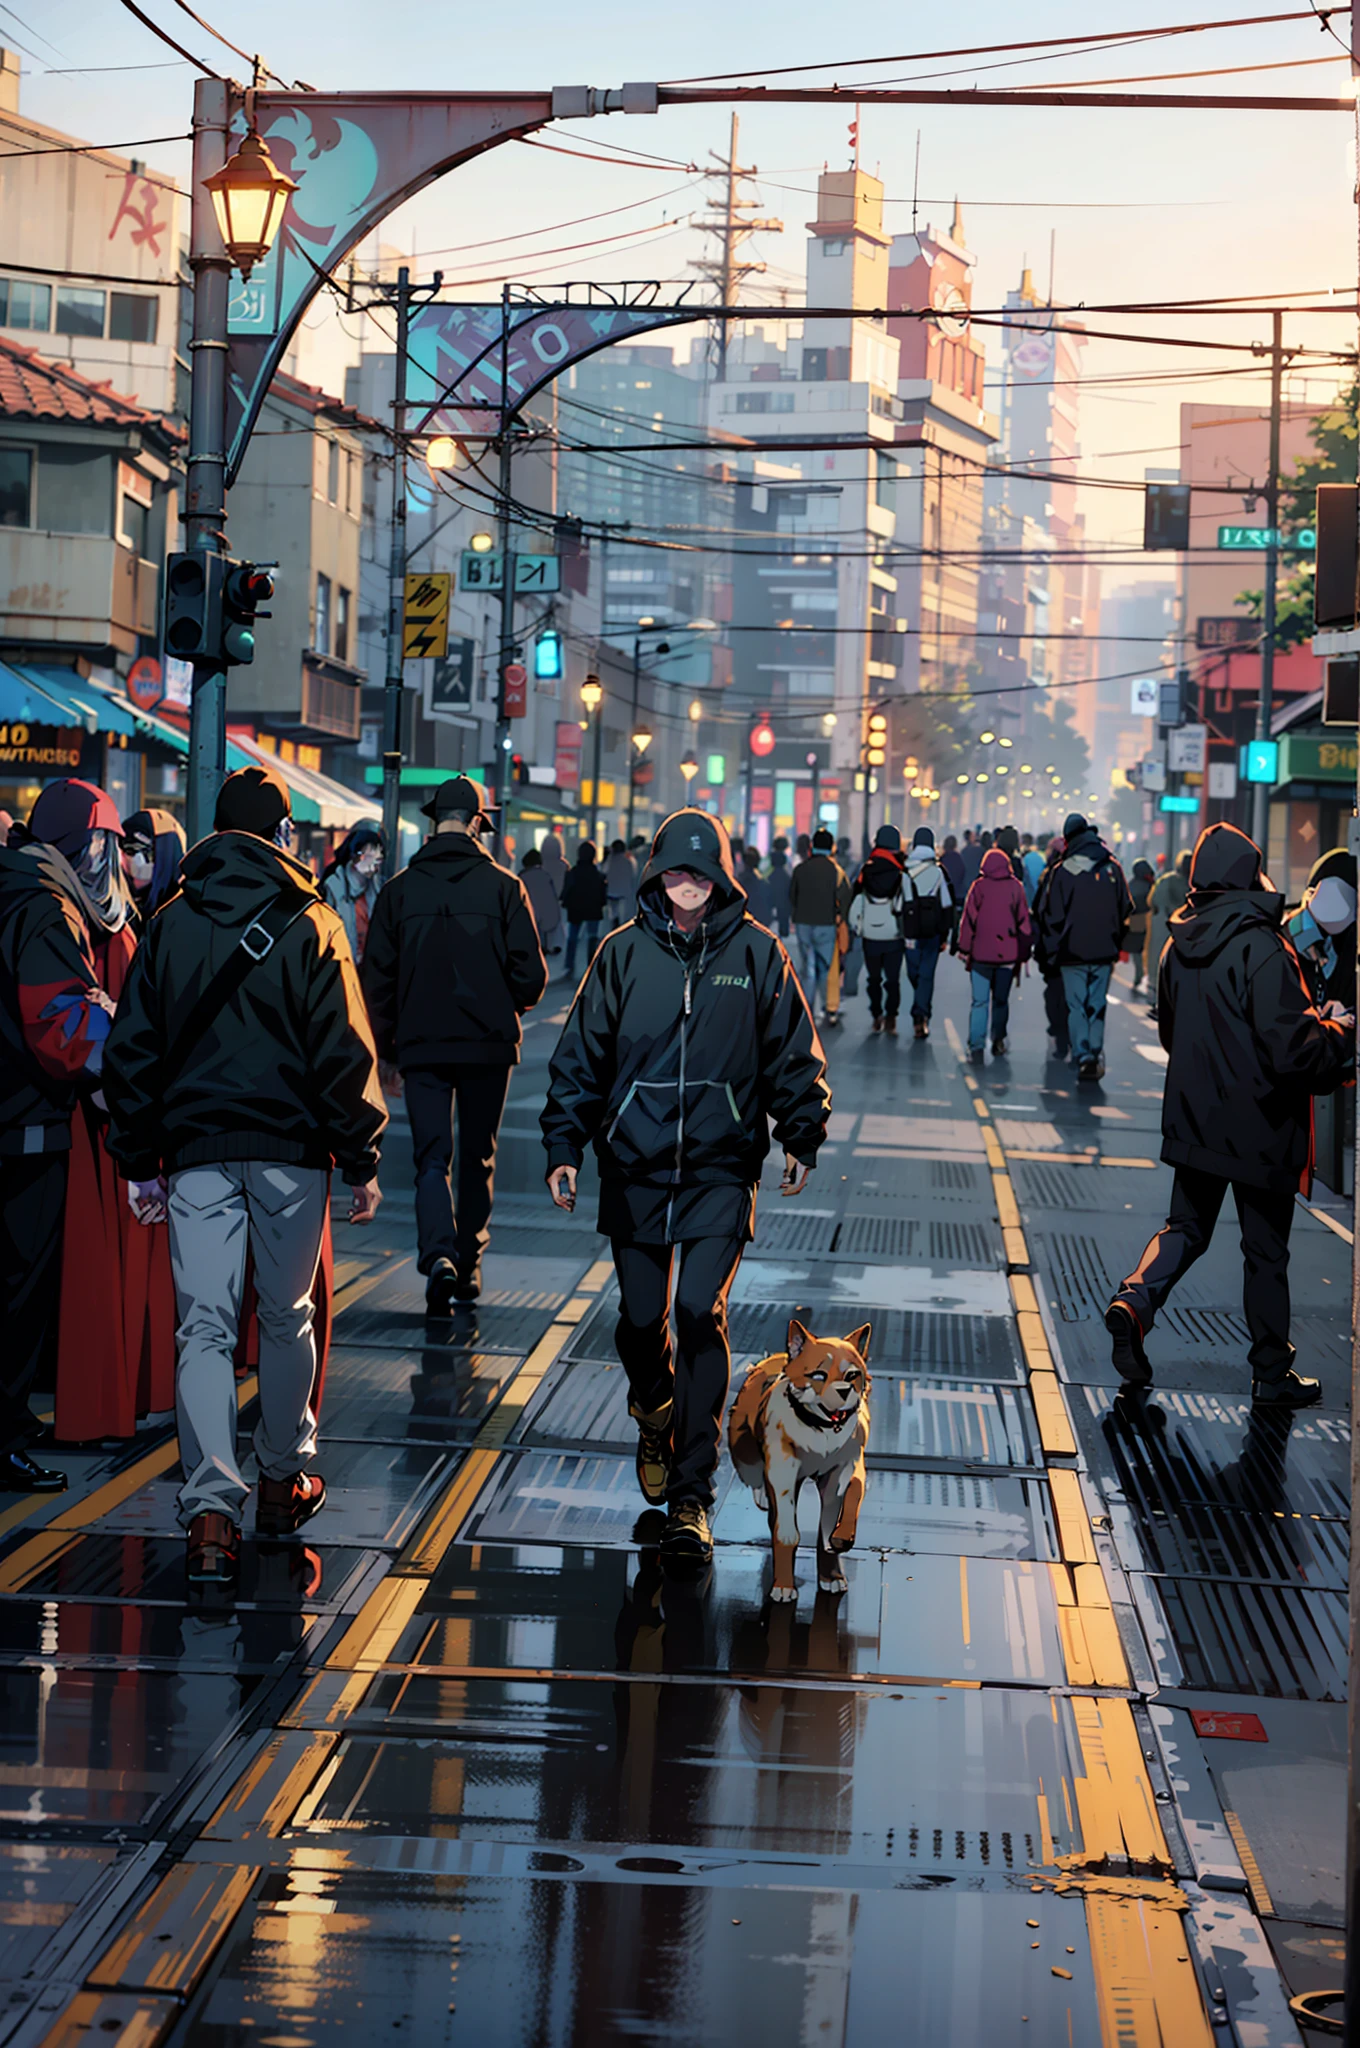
top-left (728, 1354), bottom-right (782, 1493)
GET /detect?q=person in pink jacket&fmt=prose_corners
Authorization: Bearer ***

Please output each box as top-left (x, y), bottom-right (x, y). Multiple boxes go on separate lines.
top-left (957, 847), bottom-right (1033, 1061)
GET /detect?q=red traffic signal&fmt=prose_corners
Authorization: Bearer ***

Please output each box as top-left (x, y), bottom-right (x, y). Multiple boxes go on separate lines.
top-left (750, 720), bottom-right (777, 757)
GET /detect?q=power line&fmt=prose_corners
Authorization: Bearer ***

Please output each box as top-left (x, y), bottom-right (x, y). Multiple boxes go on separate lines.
top-left (114, 0), bottom-right (219, 77)
top-left (0, 129), bottom-right (191, 159)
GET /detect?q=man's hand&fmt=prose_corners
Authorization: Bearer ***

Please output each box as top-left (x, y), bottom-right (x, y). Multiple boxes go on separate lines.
top-left (378, 1062), bottom-right (404, 1099)
top-left (547, 1164), bottom-right (578, 1211)
top-left (1321, 1000), bottom-right (1355, 1026)
top-left (780, 1152), bottom-right (811, 1197)
top-left (127, 1176), bottom-right (168, 1226)
top-left (349, 1178), bottom-right (382, 1225)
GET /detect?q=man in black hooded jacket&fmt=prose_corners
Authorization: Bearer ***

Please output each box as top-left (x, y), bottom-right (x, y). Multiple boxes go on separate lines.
top-left (541, 809), bottom-right (830, 1568)
top-left (1033, 812), bottom-right (1132, 1082)
top-left (1106, 823), bottom-right (1352, 1406)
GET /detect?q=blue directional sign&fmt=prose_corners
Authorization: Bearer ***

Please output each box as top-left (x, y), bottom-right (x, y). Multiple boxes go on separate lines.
top-left (1241, 740), bottom-right (1279, 784)
top-left (1158, 794), bottom-right (1199, 814)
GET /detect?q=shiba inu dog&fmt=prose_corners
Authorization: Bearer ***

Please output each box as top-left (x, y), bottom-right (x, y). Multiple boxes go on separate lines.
top-left (728, 1318), bottom-right (871, 1601)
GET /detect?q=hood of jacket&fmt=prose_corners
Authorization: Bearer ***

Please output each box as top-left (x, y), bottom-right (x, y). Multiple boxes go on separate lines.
top-left (178, 830), bottom-right (321, 929)
top-left (979, 847), bottom-right (1014, 881)
top-left (860, 848), bottom-right (905, 898)
top-left (1061, 827), bottom-right (1111, 874)
top-left (0, 838), bottom-right (114, 937)
top-left (1169, 886), bottom-right (1284, 964)
top-left (638, 808), bottom-right (743, 906)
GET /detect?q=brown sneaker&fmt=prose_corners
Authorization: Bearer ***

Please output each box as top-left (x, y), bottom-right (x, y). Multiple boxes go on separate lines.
top-left (660, 1500), bottom-right (713, 1569)
top-left (256, 1471), bottom-right (327, 1537)
top-left (186, 1512), bottom-right (240, 1587)
top-left (631, 1401), bottom-right (673, 1507)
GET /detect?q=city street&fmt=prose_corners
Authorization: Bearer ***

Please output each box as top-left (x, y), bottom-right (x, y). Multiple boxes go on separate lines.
top-left (0, 954), bottom-right (1346, 2046)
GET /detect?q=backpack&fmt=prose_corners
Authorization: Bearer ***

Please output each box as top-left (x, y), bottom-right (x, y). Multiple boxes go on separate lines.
top-left (850, 887), bottom-right (902, 942)
top-left (899, 867), bottom-right (947, 942)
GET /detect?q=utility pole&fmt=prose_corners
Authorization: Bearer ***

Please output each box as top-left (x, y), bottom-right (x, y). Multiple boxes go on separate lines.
top-left (692, 113), bottom-right (781, 382)
top-left (1345, 20), bottom-right (1360, 2036)
top-left (493, 286), bottom-right (518, 858)
top-left (381, 266), bottom-right (411, 870)
top-left (626, 633), bottom-right (642, 842)
top-left (184, 77), bottom-right (232, 847)
top-left (1250, 310), bottom-right (1284, 851)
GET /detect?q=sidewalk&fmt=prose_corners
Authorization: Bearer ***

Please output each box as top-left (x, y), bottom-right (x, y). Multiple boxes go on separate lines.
top-left (0, 956), bottom-right (1345, 2044)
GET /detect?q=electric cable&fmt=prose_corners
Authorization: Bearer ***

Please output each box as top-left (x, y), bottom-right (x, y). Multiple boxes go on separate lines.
top-left (114, 0), bottom-right (219, 77)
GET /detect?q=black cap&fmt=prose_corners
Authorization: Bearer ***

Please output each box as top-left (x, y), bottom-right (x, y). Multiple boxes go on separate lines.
top-left (874, 824), bottom-right (902, 851)
top-left (421, 775), bottom-right (494, 825)
top-left (1063, 812), bottom-right (1088, 839)
top-left (812, 826), bottom-right (834, 850)
top-left (215, 765), bottom-right (291, 838)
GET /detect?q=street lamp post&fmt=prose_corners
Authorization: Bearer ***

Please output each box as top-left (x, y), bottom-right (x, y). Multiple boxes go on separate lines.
top-left (626, 624), bottom-right (669, 841)
top-left (581, 673), bottom-right (603, 846)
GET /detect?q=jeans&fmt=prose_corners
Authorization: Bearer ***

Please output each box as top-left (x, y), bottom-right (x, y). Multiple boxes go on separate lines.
top-left (168, 1161), bottom-right (329, 1526)
top-left (565, 921), bottom-right (601, 978)
top-left (841, 934), bottom-right (863, 998)
top-left (0, 1151), bottom-right (67, 1454)
top-left (613, 1235), bottom-right (746, 1506)
top-left (905, 934), bottom-right (943, 1021)
top-left (405, 1062), bottom-right (512, 1277)
top-left (863, 937), bottom-right (905, 1020)
top-left (969, 964), bottom-right (1014, 1050)
top-left (1061, 962), bottom-right (1113, 1065)
top-left (1043, 972), bottom-right (1070, 1052)
top-left (1111, 1166), bottom-right (1296, 1382)
top-left (795, 923), bottom-right (836, 1014)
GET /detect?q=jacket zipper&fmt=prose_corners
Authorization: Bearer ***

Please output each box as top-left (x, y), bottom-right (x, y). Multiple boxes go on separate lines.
top-left (665, 928), bottom-right (706, 1240)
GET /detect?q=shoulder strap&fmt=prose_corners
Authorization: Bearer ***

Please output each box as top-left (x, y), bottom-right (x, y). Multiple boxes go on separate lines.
top-left (161, 886), bottom-right (315, 1089)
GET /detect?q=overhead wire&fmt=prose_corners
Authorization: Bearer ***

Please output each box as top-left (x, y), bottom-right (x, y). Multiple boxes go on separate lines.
top-left (114, 0), bottom-right (219, 77)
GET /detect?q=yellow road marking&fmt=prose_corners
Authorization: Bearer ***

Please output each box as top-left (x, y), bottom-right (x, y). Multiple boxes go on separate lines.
top-left (1030, 1373), bottom-right (1078, 1459)
top-left (87, 1862), bottom-right (260, 1995)
top-left (1223, 1810), bottom-right (1276, 1917)
top-left (1049, 1468), bottom-right (1098, 1565)
top-left (1305, 1203), bottom-right (1354, 1246)
top-left (580, 1258), bottom-right (614, 1292)
top-left (40, 1994), bottom-right (178, 2047)
top-left (1068, 1695), bottom-right (1171, 1873)
top-left (203, 1730), bottom-right (339, 1841)
top-left (1006, 1149), bottom-right (1158, 1168)
top-left (1084, 1888), bottom-right (1215, 2048)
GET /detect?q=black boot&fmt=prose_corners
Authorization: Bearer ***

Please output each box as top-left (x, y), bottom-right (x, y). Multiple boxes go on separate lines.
top-left (1105, 1303), bottom-right (1152, 1387)
top-left (1, 1449), bottom-right (67, 1494)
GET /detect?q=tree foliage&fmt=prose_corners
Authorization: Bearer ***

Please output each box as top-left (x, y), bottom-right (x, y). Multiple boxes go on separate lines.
top-left (1239, 377), bottom-right (1358, 646)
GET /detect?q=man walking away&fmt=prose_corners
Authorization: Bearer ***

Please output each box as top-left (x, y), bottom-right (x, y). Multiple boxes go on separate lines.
top-left (1145, 850), bottom-right (1190, 1016)
top-left (1106, 825), bottom-right (1352, 1407)
top-left (1034, 812), bottom-right (1131, 1083)
top-left (848, 825), bottom-right (906, 1034)
top-left (899, 826), bottom-right (952, 1038)
top-left (362, 776), bottom-right (546, 1315)
top-left (767, 837), bottom-right (793, 936)
top-left (103, 766), bottom-right (387, 1590)
top-left (1021, 834), bottom-right (1045, 905)
top-left (561, 841), bottom-right (609, 980)
top-left (521, 847), bottom-right (562, 957)
top-left (738, 844), bottom-right (774, 926)
top-left (604, 839), bottom-right (638, 929)
top-left (1032, 835), bottom-right (1071, 1057)
top-left (1126, 857), bottom-right (1155, 994)
top-left (789, 825), bottom-right (850, 1025)
top-left (542, 808), bottom-right (829, 1569)
top-left (958, 830), bottom-right (983, 892)
top-left (957, 846), bottom-right (1032, 1061)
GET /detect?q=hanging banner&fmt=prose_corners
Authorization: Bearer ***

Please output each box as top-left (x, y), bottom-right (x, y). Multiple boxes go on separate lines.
top-left (406, 297), bottom-right (702, 439)
top-left (222, 89), bottom-right (556, 483)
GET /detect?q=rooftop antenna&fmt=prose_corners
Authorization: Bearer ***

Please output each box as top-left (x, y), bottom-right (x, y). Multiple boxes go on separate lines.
top-left (911, 129), bottom-right (921, 233)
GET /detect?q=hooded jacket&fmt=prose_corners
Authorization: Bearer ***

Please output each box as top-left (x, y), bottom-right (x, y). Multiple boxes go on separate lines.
top-left (1146, 854), bottom-right (1191, 987)
top-left (542, 809), bottom-right (830, 1243)
top-left (0, 842), bottom-right (112, 1153)
top-left (103, 831), bottom-right (386, 1185)
top-left (1158, 824), bottom-right (1351, 1193)
top-left (1127, 858), bottom-right (1155, 936)
top-left (561, 848), bottom-right (609, 924)
top-left (788, 848), bottom-right (851, 927)
top-left (739, 854), bottom-right (774, 927)
top-left (1033, 825), bottom-right (1132, 967)
top-left (958, 848), bottom-right (1033, 967)
top-left (901, 844), bottom-right (953, 938)
top-left (767, 847), bottom-right (792, 926)
top-left (362, 830), bottom-right (546, 1069)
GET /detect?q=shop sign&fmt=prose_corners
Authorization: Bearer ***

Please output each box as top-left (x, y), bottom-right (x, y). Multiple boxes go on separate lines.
top-left (0, 722), bottom-right (83, 770)
top-left (554, 720), bottom-right (583, 791)
top-left (1278, 734), bottom-right (1359, 783)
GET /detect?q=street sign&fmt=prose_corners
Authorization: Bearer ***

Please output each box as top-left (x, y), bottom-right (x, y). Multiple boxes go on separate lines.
top-left (1241, 739), bottom-right (1279, 784)
top-left (126, 656), bottom-right (165, 712)
top-left (1196, 616), bottom-right (1258, 650)
top-left (1217, 526), bottom-right (1317, 551)
top-left (429, 637), bottom-right (474, 722)
top-left (1168, 723), bottom-right (1207, 773)
top-left (1130, 677), bottom-right (1160, 717)
top-left (1159, 793), bottom-right (1199, 814)
top-left (554, 720), bottom-right (583, 791)
top-left (1140, 757), bottom-right (1167, 792)
top-left (1207, 761), bottom-right (1238, 800)
top-left (1158, 678), bottom-right (1183, 727)
top-left (459, 551), bottom-right (561, 592)
top-left (402, 572), bottom-right (451, 660)
top-left (503, 662), bottom-right (528, 718)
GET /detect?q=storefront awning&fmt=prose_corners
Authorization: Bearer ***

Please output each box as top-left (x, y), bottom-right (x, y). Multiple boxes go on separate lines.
top-left (5, 664), bottom-right (191, 757)
top-left (229, 733), bottom-right (374, 831)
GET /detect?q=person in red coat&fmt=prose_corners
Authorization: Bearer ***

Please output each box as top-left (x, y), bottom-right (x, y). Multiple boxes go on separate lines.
top-left (957, 846), bottom-right (1033, 1062)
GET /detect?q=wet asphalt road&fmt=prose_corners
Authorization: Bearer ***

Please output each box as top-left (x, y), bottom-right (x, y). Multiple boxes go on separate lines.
top-left (0, 945), bottom-right (1349, 2046)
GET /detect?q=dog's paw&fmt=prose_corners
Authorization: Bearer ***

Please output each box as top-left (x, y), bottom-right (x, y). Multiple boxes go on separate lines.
top-left (818, 1572), bottom-right (848, 1595)
top-left (769, 1582), bottom-right (798, 1604)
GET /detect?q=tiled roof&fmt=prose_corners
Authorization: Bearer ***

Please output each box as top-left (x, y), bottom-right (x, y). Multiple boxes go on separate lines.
top-left (271, 368), bottom-right (381, 435)
top-left (0, 336), bottom-right (184, 440)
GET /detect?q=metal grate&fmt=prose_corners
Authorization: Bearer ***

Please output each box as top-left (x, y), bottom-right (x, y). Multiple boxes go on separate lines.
top-left (928, 1220), bottom-right (1002, 1268)
top-left (931, 1159), bottom-right (983, 1192)
top-left (1158, 1308), bottom-right (1250, 1351)
top-left (567, 1300), bottom-right (1024, 1379)
top-left (1141, 1574), bottom-right (1347, 1701)
top-left (834, 1214), bottom-right (921, 1260)
top-left (1013, 1161), bottom-right (1078, 1209)
top-left (750, 1209), bottom-right (840, 1255)
top-left (1046, 1233), bottom-right (1116, 1322)
top-left (341, 1304), bottom-right (556, 1355)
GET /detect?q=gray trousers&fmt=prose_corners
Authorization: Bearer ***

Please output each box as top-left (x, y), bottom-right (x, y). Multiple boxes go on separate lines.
top-left (168, 1162), bottom-right (329, 1526)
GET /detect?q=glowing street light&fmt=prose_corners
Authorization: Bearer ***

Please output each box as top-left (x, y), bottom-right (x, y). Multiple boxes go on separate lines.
top-left (425, 435), bottom-right (459, 472)
top-left (470, 530), bottom-right (495, 553)
top-left (680, 751), bottom-right (699, 782)
top-left (580, 676), bottom-right (603, 711)
top-left (979, 730), bottom-right (996, 745)
top-left (821, 711), bottom-right (838, 734)
top-left (204, 128), bottom-right (296, 281)
top-left (688, 698), bottom-right (703, 723)
top-left (631, 727), bottom-right (653, 755)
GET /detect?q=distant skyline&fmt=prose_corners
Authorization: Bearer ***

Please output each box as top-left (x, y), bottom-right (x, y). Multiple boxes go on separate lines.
top-left (17, 2), bottom-right (1358, 550)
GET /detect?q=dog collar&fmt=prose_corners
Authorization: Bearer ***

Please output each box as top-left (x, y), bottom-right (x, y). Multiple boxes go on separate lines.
top-left (786, 1386), bottom-right (855, 1432)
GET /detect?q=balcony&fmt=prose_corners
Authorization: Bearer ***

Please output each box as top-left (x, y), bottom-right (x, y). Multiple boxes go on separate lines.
top-left (260, 650), bottom-right (366, 743)
top-left (0, 532), bottom-right (157, 656)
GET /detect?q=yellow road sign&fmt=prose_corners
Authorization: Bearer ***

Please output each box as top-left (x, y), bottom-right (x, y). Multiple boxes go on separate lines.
top-left (402, 572), bottom-right (451, 660)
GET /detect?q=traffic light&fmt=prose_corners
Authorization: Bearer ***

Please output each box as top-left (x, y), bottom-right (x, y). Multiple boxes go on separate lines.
top-left (511, 752), bottom-right (530, 786)
top-left (1315, 483), bottom-right (1358, 630)
top-left (221, 560), bottom-right (275, 667)
top-left (1144, 483), bottom-right (1191, 551)
top-left (534, 629), bottom-right (563, 680)
top-left (163, 550), bottom-right (225, 663)
top-left (866, 710), bottom-right (887, 769)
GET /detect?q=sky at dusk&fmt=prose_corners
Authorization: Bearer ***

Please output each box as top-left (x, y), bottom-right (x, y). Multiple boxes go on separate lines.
top-left (20, 1), bottom-right (1360, 556)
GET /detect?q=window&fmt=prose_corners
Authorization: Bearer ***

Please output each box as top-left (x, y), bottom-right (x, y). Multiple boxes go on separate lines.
top-left (39, 448), bottom-right (110, 534)
top-left (0, 448), bottom-right (32, 525)
top-left (326, 440), bottom-right (340, 504)
top-left (109, 292), bottom-right (157, 344)
top-left (733, 391), bottom-right (795, 414)
top-left (315, 573), bottom-right (332, 654)
top-left (335, 585), bottom-right (351, 664)
top-left (345, 448), bottom-right (358, 515)
top-left (119, 494), bottom-right (149, 556)
top-left (55, 288), bottom-right (106, 338)
top-left (821, 237), bottom-right (848, 256)
top-left (0, 278), bottom-right (50, 331)
top-left (875, 450), bottom-right (897, 510)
